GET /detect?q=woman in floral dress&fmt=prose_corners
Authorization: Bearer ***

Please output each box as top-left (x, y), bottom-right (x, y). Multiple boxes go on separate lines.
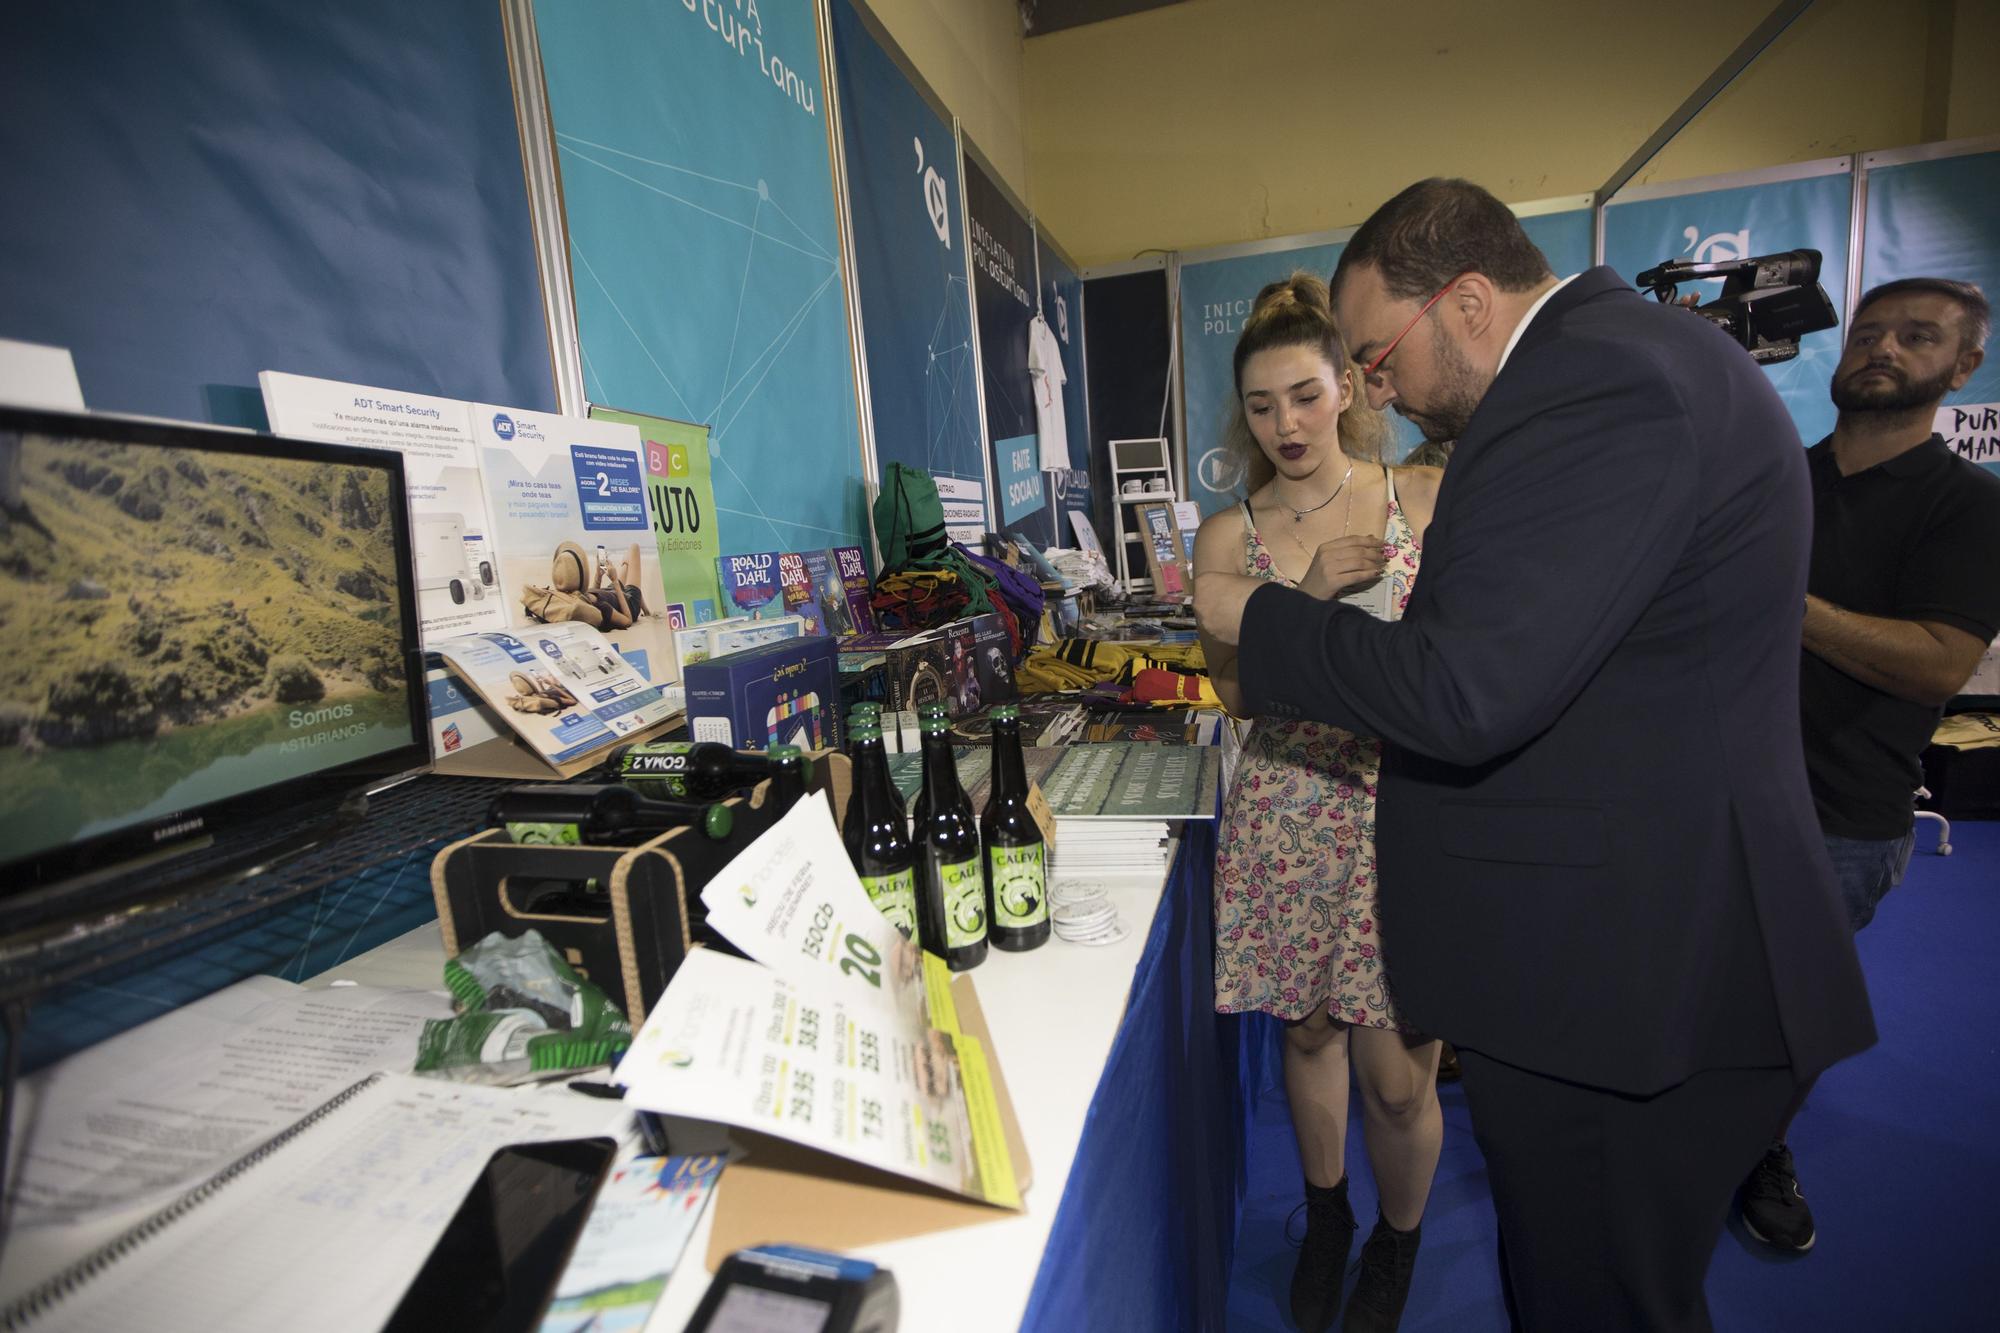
top-left (1194, 273), bottom-right (1444, 1333)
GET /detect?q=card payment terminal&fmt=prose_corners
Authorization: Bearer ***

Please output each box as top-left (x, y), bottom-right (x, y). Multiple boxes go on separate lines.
top-left (686, 1245), bottom-right (898, 1333)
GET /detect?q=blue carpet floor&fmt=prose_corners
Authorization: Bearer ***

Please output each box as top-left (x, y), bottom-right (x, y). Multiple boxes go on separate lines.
top-left (1225, 818), bottom-right (1999, 1331)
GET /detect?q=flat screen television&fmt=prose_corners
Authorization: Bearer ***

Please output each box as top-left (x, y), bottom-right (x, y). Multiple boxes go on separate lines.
top-left (0, 406), bottom-right (429, 925)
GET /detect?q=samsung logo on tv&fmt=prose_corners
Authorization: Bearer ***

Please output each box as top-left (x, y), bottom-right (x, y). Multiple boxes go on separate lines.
top-left (152, 816), bottom-right (205, 843)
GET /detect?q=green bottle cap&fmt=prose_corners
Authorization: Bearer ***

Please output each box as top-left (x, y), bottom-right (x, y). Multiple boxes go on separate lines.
top-left (703, 803), bottom-right (734, 840)
top-left (767, 743), bottom-right (802, 760)
top-left (992, 703), bottom-right (1020, 722)
top-left (850, 701), bottom-right (882, 717)
top-left (920, 714), bottom-right (950, 734)
top-left (918, 701), bottom-right (948, 718)
top-left (850, 721), bottom-right (882, 741)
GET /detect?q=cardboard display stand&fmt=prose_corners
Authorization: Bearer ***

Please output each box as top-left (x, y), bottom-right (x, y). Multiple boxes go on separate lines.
top-left (430, 752), bottom-right (853, 1025)
top-left (702, 971), bottom-right (1034, 1267)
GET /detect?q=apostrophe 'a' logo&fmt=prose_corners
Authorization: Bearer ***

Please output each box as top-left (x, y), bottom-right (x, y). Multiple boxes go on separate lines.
top-left (1054, 292), bottom-right (1070, 344)
top-left (491, 412), bottom-right (516, 440)
top-left (1682, 225), bottom-right (1751, 271)
top-left (914, 137), bottom-right (950, 248)
top-left (738, 882), bottom-right (758, 909)
top-left (661, 1049), bottom-right (694, 1070)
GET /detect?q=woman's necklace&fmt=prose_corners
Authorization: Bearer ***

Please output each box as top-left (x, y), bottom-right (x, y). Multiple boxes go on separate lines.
top-left (1278, 461), bottom-right (1353, 522)
top-left (1282, 471), bottom-right (1360, 567)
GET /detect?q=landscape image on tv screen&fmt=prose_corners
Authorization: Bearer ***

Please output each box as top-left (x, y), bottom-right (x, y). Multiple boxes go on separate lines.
top-left (0, 429), bottom-right (411, 867)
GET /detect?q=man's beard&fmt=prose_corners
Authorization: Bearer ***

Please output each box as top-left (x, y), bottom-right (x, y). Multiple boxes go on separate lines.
top-left (1831, 360), bottom-right (1957, 414)
top-left (1394, 322), bottom-right (1487, 443)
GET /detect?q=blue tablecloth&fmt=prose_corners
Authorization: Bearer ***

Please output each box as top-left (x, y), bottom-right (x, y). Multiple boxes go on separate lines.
top-left (1019, 820), bottom-right (1278, 1331)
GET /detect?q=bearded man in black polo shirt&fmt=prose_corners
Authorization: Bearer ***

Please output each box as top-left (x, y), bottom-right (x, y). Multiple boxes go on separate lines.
top-left (1741, 276), bottom-right (2000, 1254)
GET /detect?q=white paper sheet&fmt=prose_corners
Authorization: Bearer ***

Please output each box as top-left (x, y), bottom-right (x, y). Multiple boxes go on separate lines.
top-left (2, 976), bottom-right (451, 1227)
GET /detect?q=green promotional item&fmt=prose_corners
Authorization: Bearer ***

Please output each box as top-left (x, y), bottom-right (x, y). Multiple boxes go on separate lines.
top-left (415, 929), bottom-right (632, 1084)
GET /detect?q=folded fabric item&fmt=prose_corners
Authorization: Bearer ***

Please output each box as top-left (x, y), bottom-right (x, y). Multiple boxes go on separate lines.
top-left (1933, 712), bottom-right (2000, 750)
top-left (1121, 666), bottom-right (1220, 707)
top-left (1049, 637), bottom-right (1209, 679)
top-left (1015, 649), bottom-right (1101, 694)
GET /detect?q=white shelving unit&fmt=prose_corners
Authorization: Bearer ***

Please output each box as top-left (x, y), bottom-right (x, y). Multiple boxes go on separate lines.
top-left (1108, 437), bottom-right (1177, 594)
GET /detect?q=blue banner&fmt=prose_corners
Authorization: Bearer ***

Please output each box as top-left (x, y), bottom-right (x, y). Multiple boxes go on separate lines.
top-left (964, 148), bottom-right (1042, 534)
top-left (0, 0), bottom-right (552, 427)
top-left (1605, 172), bottom-right (1852, 447)
top-left (1178, 242), bottom-right (1346, 517)
top-left (1519, 208), bottom-right (1594, 281)
top-left (1177, 206), bottom-right (1593, 518)
top-left (533, 0), bottom-right (866, 556)
top-left (828, 0), bottom-right (985, 496)
top-left (1861, 150), bottom-right (2000, 475)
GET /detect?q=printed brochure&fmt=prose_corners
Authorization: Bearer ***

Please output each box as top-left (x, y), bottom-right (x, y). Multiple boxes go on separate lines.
top-left (616, 800), bottom-right (1021, 1210)
top-left (428, 622), bottom-right (678, 767)
top-left (258, 370), bottom-right (507, 643)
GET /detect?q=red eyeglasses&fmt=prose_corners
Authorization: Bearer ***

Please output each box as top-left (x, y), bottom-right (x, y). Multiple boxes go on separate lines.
top-left (1359, 271), bottom-right (1473, 383)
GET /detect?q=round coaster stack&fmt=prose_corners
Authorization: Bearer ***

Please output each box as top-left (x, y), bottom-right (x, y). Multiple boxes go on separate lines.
top-left (1049, 881), bottom-right (1127, 946)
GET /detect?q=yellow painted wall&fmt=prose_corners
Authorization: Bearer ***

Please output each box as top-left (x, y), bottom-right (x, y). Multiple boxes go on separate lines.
top-left (1017, 0), bottom-right (1961, 266)
top-left (861, 0), bottom-right (1031, 202)
top-left (856, 0), bottom-right (1996, 267)
top-left (1945, 0), bottom-right (2000, 141)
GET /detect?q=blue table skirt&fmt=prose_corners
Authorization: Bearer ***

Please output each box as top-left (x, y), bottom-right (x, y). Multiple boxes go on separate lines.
top-left (1020, 820), bottom-right (1283, 1332)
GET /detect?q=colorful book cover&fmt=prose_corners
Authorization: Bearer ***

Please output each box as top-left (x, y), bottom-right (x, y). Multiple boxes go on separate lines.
top-left (590, 406), bottom-right (721, 631)
top-left (832, 544), bottom-right (876, 634)
top-left (802, 548), bottom-right (857, 637)
top-left (717, 551), bottom-right (782, 619)
top-left (777, 551), bottom-right (829, 636)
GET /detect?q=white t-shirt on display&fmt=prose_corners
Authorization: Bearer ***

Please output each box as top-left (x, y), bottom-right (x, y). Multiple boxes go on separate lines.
top-left (1028, 312), bottom-right (1072, 471)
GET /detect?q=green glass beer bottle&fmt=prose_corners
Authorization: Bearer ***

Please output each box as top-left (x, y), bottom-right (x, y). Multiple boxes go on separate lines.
top-left (841, 720), bottom-right (919, 939)
top-left (489, 783), bottom-right (733, 846)
top-left (912, 715), bottom-right (986, 970)
top-left (981, 704), bottom-right (1049, 951)
top-left (609, 740), bottom-right (775, 801)
top-left (765, 743), bottom-right (809, 815)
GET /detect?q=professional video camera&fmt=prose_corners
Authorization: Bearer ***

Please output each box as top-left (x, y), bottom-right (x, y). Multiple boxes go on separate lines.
top-left (1633, 248), bottom-right (1838, 365)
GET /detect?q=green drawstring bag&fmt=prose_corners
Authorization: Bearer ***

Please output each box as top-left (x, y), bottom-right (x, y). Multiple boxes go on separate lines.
top-left (873, 461), bottom-right (949, 569)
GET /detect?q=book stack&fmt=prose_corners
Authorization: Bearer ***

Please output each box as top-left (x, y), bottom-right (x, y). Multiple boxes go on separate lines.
top-left (1035, 743), bottom-right (1220, 880)
top-left (884, 742), bottom-right (1220, 881)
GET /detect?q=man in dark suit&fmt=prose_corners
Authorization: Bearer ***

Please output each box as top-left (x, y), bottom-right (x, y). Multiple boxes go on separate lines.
top-left (1194, 178), bottom-right (1876, 1331)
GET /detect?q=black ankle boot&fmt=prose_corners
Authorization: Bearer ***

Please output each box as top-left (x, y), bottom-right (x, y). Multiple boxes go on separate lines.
top-left (1288, 1177), bottom-right (1356, 1333)
top-left (1342, 1212), bottom-right (1422, 1333)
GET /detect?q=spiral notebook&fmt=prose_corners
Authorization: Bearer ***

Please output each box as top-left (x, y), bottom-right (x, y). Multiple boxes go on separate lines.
top-left (1, 1071), bottom-right (627, 1333)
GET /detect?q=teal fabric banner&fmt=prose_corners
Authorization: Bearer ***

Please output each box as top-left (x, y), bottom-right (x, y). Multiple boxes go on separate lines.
top-left (1605, 172), bottom-right (1853, 448)
top-left (534, 0), bottom-right (867, 554)
top-left (1861, 150), bottom-right (2000, 476)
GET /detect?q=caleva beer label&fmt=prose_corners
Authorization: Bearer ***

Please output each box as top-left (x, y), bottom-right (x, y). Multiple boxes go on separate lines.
top-left (861, 868), bottom-right (918, 938)
top-left (942, 858), bottom-right (985, 947)
top-left (507, 821), bottom-right (581, 845)
top-left (989, 844), bottom-right (1046, 926)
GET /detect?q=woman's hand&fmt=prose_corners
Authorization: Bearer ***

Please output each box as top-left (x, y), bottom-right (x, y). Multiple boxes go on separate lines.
top-left (1299, 534), bottom-right (1388, 600)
